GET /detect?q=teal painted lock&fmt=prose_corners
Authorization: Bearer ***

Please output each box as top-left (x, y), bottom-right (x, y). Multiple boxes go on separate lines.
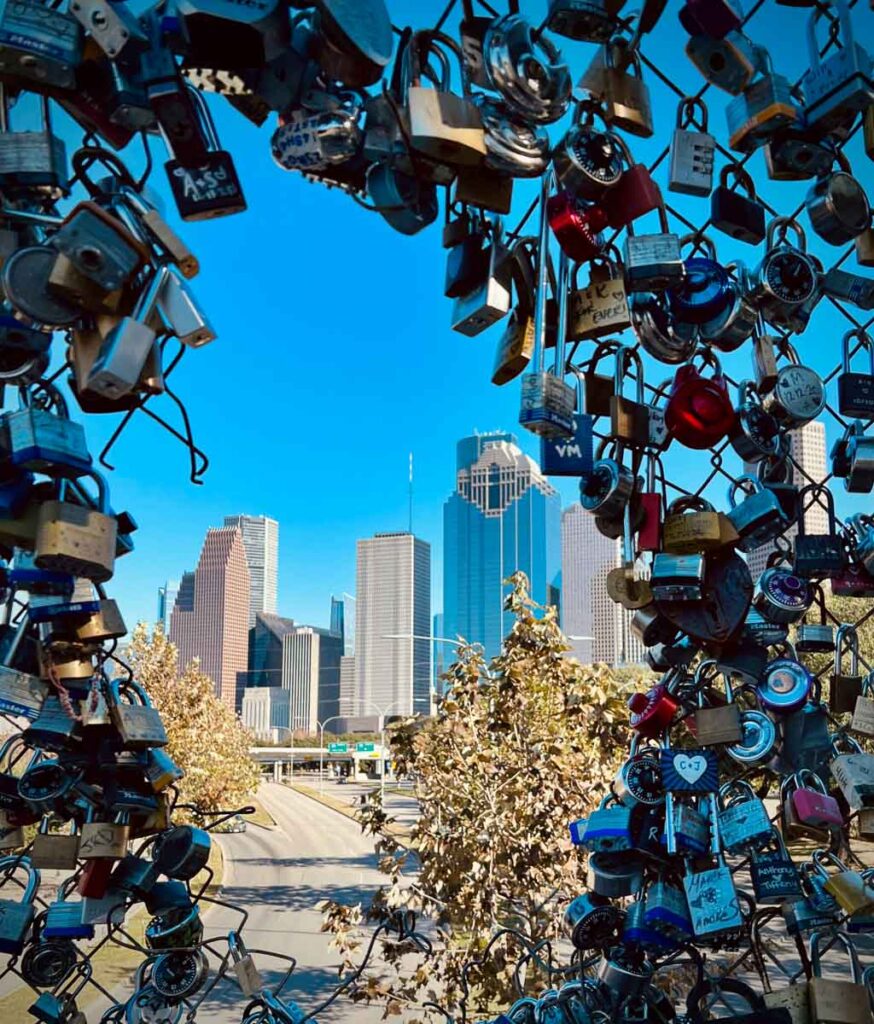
top-left (1, 396), bottom-right (91, 479)
top-left (683, 852), bottom-right (743, 936)
top-left (644, 876), bottom-right (693, 942)
top-left (44, 878), bottom-right (94, 940)
top-left (717, 780), bottom-right (772, 853)
top-left (577, 793), bottom-right (633, 852)
top-left (802, 0), bottom-right (874, 137)
top-left (663, 794), bottom-right (710, 855)
top-left (23, 695), bottom-right (82, 754)
top-left (726, 475), bottom-right (788, 553)
top-left (0, 854), bottom-right (39, 954)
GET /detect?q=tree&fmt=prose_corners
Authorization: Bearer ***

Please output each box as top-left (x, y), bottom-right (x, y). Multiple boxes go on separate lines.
top-left (127, 623), bottom-right (261, 814)
top-left (321, 573), bottom-right (640, 1018)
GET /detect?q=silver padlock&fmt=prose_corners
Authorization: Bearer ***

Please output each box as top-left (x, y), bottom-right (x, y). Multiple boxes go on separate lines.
top-left (760, 342), bottom-right (826, 429)
top-left (623, 201), bottom-right (684, 292)
top-left (451, 219), bottom-right (512, 337)
top-left (86, 266), bottom-right (170, 400)
top-left (155, 269), bottom-right (216, 348)
top-left (668, 96), bottom-right (715, 197)
top-left (0, 87), bottom-right (67, 198)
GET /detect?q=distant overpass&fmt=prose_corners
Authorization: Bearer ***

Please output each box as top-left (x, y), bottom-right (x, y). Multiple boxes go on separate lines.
top-left (250, 745), bottom-right (388, 780)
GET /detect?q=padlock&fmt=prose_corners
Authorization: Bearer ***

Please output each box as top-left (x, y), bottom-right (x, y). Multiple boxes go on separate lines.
top-left (822, 267), bottom-right (874, 312)
top-left (659, 737), bottom-right (718, 794)
top-left (580, 436), bottom-right (636, 525)
top-left (444, 213), bottom-right (488, 299)
top-left (753, 218), bottom-right (821, 330)
top-left (154, 268), bottom-right (215, 349)
top-left (711, 164), bottom-right (766, 245)
top-left (564, 893), bottom-right (622, 952)
top-left (79, 808), bottom-right (129, 860)
top-left (108, 678), bottom-right (168, 750)
top-left (795, 586), bottom-right (835, 653)
top-left (685, 30), bottom-right (758, 95)
top-left (86, 266), bottom-right (170, 401)
top-left (730, 380), bottom-right (781, 464)
top-left (405, 33), bottom-right (486, 169)
top-left (651, 552), bottom-right (704, 602)
top-left (693, 662), bottom-right (742, 745)
top-left (30, 818), bottom-right (79, 870)
top-left (726, 52), bottom-right (802, 153)
top-left (0, 808), bottom-right (23, 851)
top-left (679, 0), bottom-right (741, 37)
top-left (802, 0), bottom-right (874, 138)
top-left (152, 824), bottom-right (210, 881)
top-left (19, 909), bottom-right (77, 990)
top-left (35, 473), bottom-right (117, 583)
top-left (0, 0), bottom-right (82, 90)
top-left (472, 93), bottom-right (550, 181)
top-left (717, 779), bottom-right (772, 853)
top-left (571, 793), bottom-right (633, 852)
top-left (601, 145), bottom-right (662, 229)
top-left (783, 769), bottom-right (843, 833)
top-left (644, 875), bottom-right (693, 943)
top-left (163, 86), bottom-right (247, 221)
top-left (0, 855), bottom-right (39, 954)
top-left (856, 225), bottom-right (874, 267)
top-left (757, 648), bottom-right (813, 715)
top-left (838, 329), bottom-right (874, 417)
top-left (482, 13), bottom-right (571, 125)
top-left (761, 345), bottom-right (826, 429)
top-left (683, 850), bottom-right (743, 937)
top-left (668, 95), bottom-right (715, 196)
top-left (750, 829), bottom-right (802, 904)
top-left (661, 497), bottom-right (721, 555)
top-left (609, 346), bottom-right (649, 449)
top-left (752, 563), bottom-right (812, 625)
top-left (598, 38), bottom-right (653, 137)
top-left (852, 670), bottom-right (874, 738)
top-left (539, 371), bottom-right (593, 477)
top-left (24, 694), bottom-right (82, 754)
top-left (546, 0), bottom-right (618, 42)
top-left (1, 400), bottom-right (91, 479)
top-left (793, 484), bottom-right (846, 578)
top-left (49, 201), bottom-right (145, 298)
top-left (806, 154), bottom-right (870, 247)
top-left (552, 101), bottom-right (626, 201)
top-left (813, 849), bottom-right (874, 916)
top-left (666, 234), bottom-right (733, 328)
top-left (848, 513), bottom-right (874, 575)
top-left (663, 792), bottom-right (710, 855)
top-left (451, 218), bottom-right (512, 336)
top-left (808, 930), bottom-right (870, 1024)
top-left (665, 348), bottom-right (736, 450)
top-left (623, 202), bottom-right (684, 293)
top-left (0, 90), bottom-right (67, 199)
top-left (830, 732), bottom-right (874, 810)
top-left (44, 879), bottom-right (94, 941)
top-left (566, 247), bottom-right (630, 341)
top-left (765, 127), bottom-right (838, 182)
top-left (546, 189), bottom-right (607, 263)
top-left (636, 454), bottom-right (664, 553)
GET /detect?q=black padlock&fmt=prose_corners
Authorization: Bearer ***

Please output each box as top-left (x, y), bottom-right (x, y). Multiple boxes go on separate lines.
top-left (793, 484), bottom-right (847, 579)
top-left (838, 328), bottom-right (874, 418)
top-left (710, 163), bottom-right (766, 245)
top-left (164, 88), bottom-right (246, 222)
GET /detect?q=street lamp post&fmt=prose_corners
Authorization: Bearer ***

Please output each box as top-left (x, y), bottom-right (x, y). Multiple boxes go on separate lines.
top-left (272, 726), bottom-right (294, 785)
top-left (318, 716), bottom-right (345, 793)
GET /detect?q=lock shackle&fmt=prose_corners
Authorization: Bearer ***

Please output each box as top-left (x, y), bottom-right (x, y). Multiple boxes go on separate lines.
top-left (0, 855), bottom-right (39, 902)
top-left (70, 147), bottom-right (140, 200)
top-left (794, 768), bottom-right (830, 796)
top-left (626, 197), bottom-right (670, 238)
top-left (688, 345), bottom-right (724, 378)
top-left (533, 170), bottom-right (555, 373)
top-left (20, 379), bottom-right (71, 421)
top-left (831, 730), bottom-right (864, 757)
top-left (718, 163), bottom-right (757, 199)
top-left (571, 99), bottom-right (609, 130)
top-left (727, 474), bottom-right (764, 508)
top-left (186, 82), bottom-right (221, 154)
top-left (665, 495), bottom-right (715, 516)
top-left (585, 337), bottom-right (625, 375)
top-left (228, 929), bottom-right (251, 962)
top-left (553, 247), bottom-right (570, 379)
top-left (61, 469), bottom-right (110, 515)
top-left (509, 236), bottom-right (537, 318)
top-left (796, 482), bottom-right (838, 535)
top-left (806, 0), bottom-right (853, 73)
top-left (613, 345), bottom-right (644, 403)
top-left (842, 329), bottom-right (874, 376)
top-left (645, 451), bottom-right (667, 500)
top-left (604, 35), bottom-right (643, 78)
top-left (835, 623), bottom-right (861, 674)
top-left (678, 233), bottom-right (717, 261)
top-left (675, 95), bottom-right (708, 132)
top-left (109, 677), bottom-right (153, 709)
top-left (809, 928), bottom-right (863, 983)
top-left (766, 216), bottom-right (808, 253)
top-left (804, 584), bottom-right (829, 626)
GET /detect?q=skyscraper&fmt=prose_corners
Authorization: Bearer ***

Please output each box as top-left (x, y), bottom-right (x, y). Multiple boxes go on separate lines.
top-left (242, 687), bottom-right (290, 740)
top-left (284, 626), bottom-right (343, 733)
top-left (170, 528), bottom-right (250, 710)
top-left (339, 655), bottom-right (356, 718)
top-left (157, 579), bottom-right (179, 633)
top-left (744, 421), bottom-right (828, 580)
top-left (247, 612), bottom-right (296, 688)
top-left (355, 532), bottom-right (431, 718)
top-left (223, 515), bottom-right (279, 627)
top-left (444, 432), bottom-right (561, 660)
top-left (330, 594), bottom-right (356, 656)
top-left (561, 505), bottom-right (645, 666)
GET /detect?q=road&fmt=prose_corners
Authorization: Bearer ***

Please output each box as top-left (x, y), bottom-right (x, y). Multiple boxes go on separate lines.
top-left (108, 782), bottom-right (393, 1023)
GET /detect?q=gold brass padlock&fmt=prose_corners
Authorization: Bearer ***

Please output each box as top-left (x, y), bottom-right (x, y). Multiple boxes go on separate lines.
top-left (662, 496), bottom-right (723, 554)
top-left (35, 474), bottom-right (117, 583)
top-left (856, 226), bottom-right (874, 268)
top-left (492, 309), bottom-right (533, 385)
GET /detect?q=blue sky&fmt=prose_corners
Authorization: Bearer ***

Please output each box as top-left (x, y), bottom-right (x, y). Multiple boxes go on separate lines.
top-left (51, 0), bottom-right (874, 632)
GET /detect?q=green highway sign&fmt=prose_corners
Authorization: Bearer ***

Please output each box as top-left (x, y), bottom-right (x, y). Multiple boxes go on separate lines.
top-left (355, 742), bottom-right (375, 753)
top-left (327, 743), bottom-right (348, 753)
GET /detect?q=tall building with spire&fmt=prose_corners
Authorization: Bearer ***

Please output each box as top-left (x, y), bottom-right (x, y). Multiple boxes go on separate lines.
top-left (222, 515), bottom-right (279, 627)
top-left (443, 432), bottom-right (561, 660)
top-left (561, 505), bottom-right (644, 666)
top-left (170, 527), bottom-right (250, 710)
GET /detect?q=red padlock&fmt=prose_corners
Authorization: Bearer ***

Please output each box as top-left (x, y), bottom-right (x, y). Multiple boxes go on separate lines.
top-left (547, 191), bottom-right (608, 262)
top-left (637, 455), bottom-right (664, 552)
top-left (665, 349), bottom-right (737, 450)
top-left (78, 857), bottom-right (115, 899)
top-left (627, 677), bottom-right (680, 737)
top-left (601, 138), bottom-right (663, 228)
